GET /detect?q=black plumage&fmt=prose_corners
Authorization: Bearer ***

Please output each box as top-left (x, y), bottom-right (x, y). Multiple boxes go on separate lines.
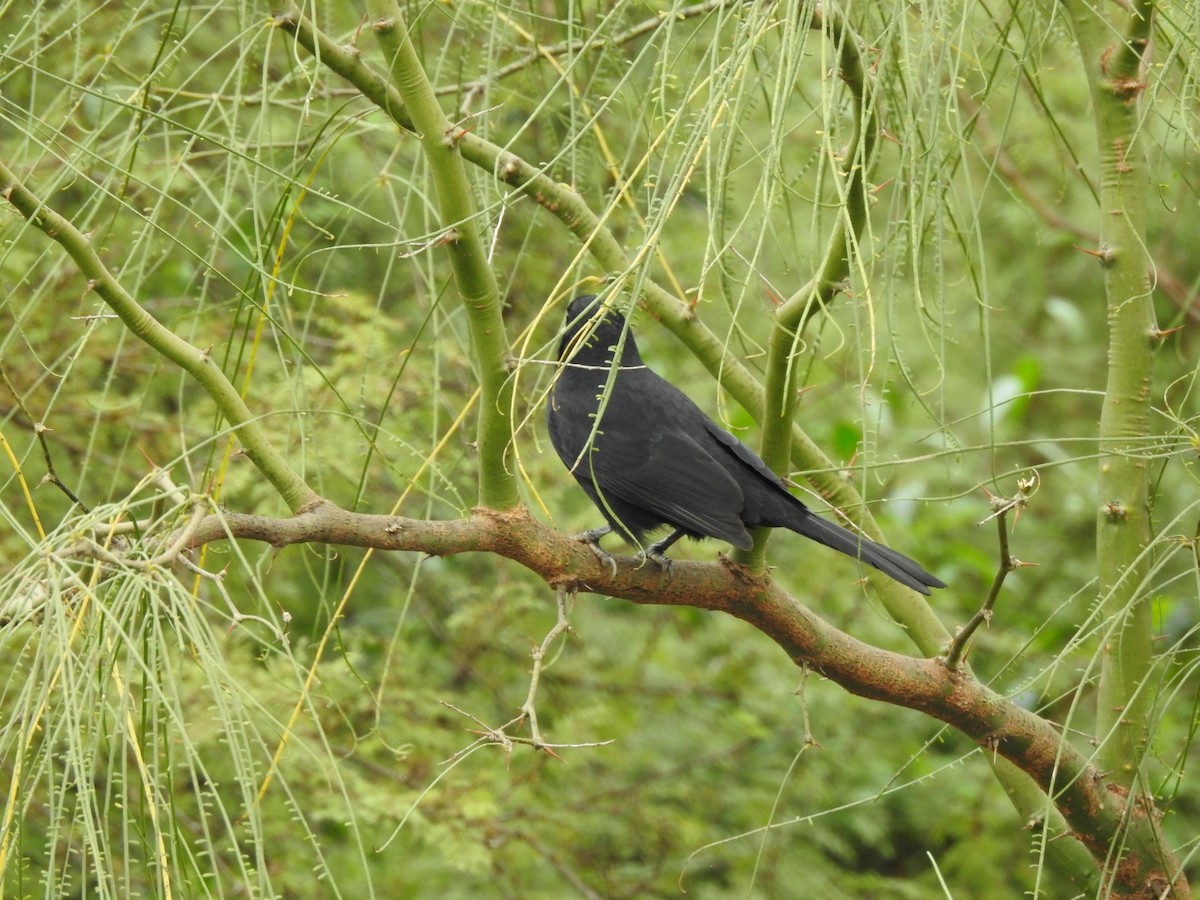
top-left (546, 294), bottom-right (945, 595)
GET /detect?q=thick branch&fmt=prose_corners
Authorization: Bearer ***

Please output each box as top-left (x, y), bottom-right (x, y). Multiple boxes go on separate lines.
top-left (156, 500), bottom-right (1171, 896)
top-left (366, 0), bottom-right (518, 510)
top-left (1063, 0), bottom-right (1158, 784)
top-left (1062, 2), bottom-right (1181, 895)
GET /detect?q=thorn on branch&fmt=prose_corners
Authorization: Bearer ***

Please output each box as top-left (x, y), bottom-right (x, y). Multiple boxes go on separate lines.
top-left (1102, 500), bottom-right (1128, 522)
top-left (1074, 244), bottom-right (1116, 266)
top-left (1148, 325), bottom-right (1182, 344)
top-left (349, 12), bottom-right (367, 49)
top-left (1111, 78), bottom-right (1148, 100)
top-left (444, 125), bottom-right (472, 147)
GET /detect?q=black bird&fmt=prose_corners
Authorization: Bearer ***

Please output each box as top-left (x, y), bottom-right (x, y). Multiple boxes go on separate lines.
top-left (546, 295), bottom-right (945, 595)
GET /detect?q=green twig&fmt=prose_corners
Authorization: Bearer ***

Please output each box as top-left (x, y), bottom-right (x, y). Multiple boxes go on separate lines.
top-left (754, 7), bottom-right (878, 571)
top-left (365, 0), bottom-right (517, 510)
top-left (946, 513), bottom-right (1012, 669)
top-left (0, 161), bottom-right (320, 515)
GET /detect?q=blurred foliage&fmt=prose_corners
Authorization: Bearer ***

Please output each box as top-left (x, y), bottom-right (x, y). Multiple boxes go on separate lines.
top-left (1, 0), bottom-right (1198, 897)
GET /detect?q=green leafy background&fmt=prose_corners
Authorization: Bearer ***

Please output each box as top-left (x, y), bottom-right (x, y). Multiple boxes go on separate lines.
top-left (0, 1), bottom-right (1197, 896)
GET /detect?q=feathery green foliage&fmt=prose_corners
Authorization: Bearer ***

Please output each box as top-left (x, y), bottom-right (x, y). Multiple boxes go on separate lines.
top-left (1, 1), bottom-right (1198, 896)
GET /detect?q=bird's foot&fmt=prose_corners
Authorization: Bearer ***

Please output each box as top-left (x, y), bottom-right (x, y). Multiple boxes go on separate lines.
top-left (574, 527), bottom-right (617, 578)
top-left (639, 547), bottom-right (674, 577)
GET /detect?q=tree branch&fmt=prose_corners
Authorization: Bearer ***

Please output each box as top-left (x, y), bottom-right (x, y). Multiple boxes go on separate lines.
top-left (1062, 1), bottom-right (1184, 894)
top-left (0, 160), bottom-right (320, 516)
top-left (1063, 0), bottom-right (1157, 789)
top-left (59, 498), bottom-right (1169, 896)
top-left (365, 0), bottom-right (518, 510)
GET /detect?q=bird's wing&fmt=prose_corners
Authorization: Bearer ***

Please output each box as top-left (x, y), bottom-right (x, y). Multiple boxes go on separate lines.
top-left (702, 420), bottom-right (791, 490)
top-left (583, 424), bottom-right (754, 550)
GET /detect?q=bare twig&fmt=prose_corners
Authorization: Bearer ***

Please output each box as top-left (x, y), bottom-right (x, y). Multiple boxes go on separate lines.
top-left (0, 367), bottom-right (89, 511)
top-left (498, 827), bottom-right (605, 900)
top-left (517, 587), bottom-right (576, 749)
top-left (944, 511), bottom-right (1014, 669)
top-left (68, 500), bottom-right (208, 571)
top-left (438, 587), bottom-right (612, 761)
top-left (793, 666), bottom-right (822, 749)
top-left (945, 475), bottom-right (1038, 668)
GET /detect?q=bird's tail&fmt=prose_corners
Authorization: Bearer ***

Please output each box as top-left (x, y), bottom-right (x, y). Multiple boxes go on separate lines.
top-left (787, 509), bottom-right (946, 595)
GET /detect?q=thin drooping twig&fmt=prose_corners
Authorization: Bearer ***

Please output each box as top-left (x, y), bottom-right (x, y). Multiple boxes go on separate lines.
top-left (518, 587), bottom-right (576, 749)
top-left (437, 587), bottom-right (609, 762)
top-left (443, 0), bottom-right (742, 110)
top-left (0, 367), bottom-right (89, 511)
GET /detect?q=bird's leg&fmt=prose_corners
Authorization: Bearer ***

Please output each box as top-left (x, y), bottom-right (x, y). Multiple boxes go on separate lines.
top-left (641, 528), bottom-right (686, 574)
top-left (574, 525), bottom-right (617, 577)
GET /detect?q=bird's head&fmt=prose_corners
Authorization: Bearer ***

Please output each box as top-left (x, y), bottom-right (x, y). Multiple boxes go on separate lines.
top-left (556, 294), bottom-right (643, 368)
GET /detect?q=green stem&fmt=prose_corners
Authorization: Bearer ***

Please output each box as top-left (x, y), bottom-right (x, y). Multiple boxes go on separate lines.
top-left (1063, 0), bottom-right (1186, 893)
top-left (756, 8), bottom-right (875, 569)
top-left (0, 161), bottom-right (320, 515)
top-left (364, 0), bottom-right (518, 511)
top-left (1064, 0), bottom-right (1157, 789)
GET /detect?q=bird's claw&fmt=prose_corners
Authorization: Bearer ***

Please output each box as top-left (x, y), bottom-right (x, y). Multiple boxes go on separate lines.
top-left (641, 548), bottom-right (674, 577)
top-left (574, 530), bottom-right (618, 578)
